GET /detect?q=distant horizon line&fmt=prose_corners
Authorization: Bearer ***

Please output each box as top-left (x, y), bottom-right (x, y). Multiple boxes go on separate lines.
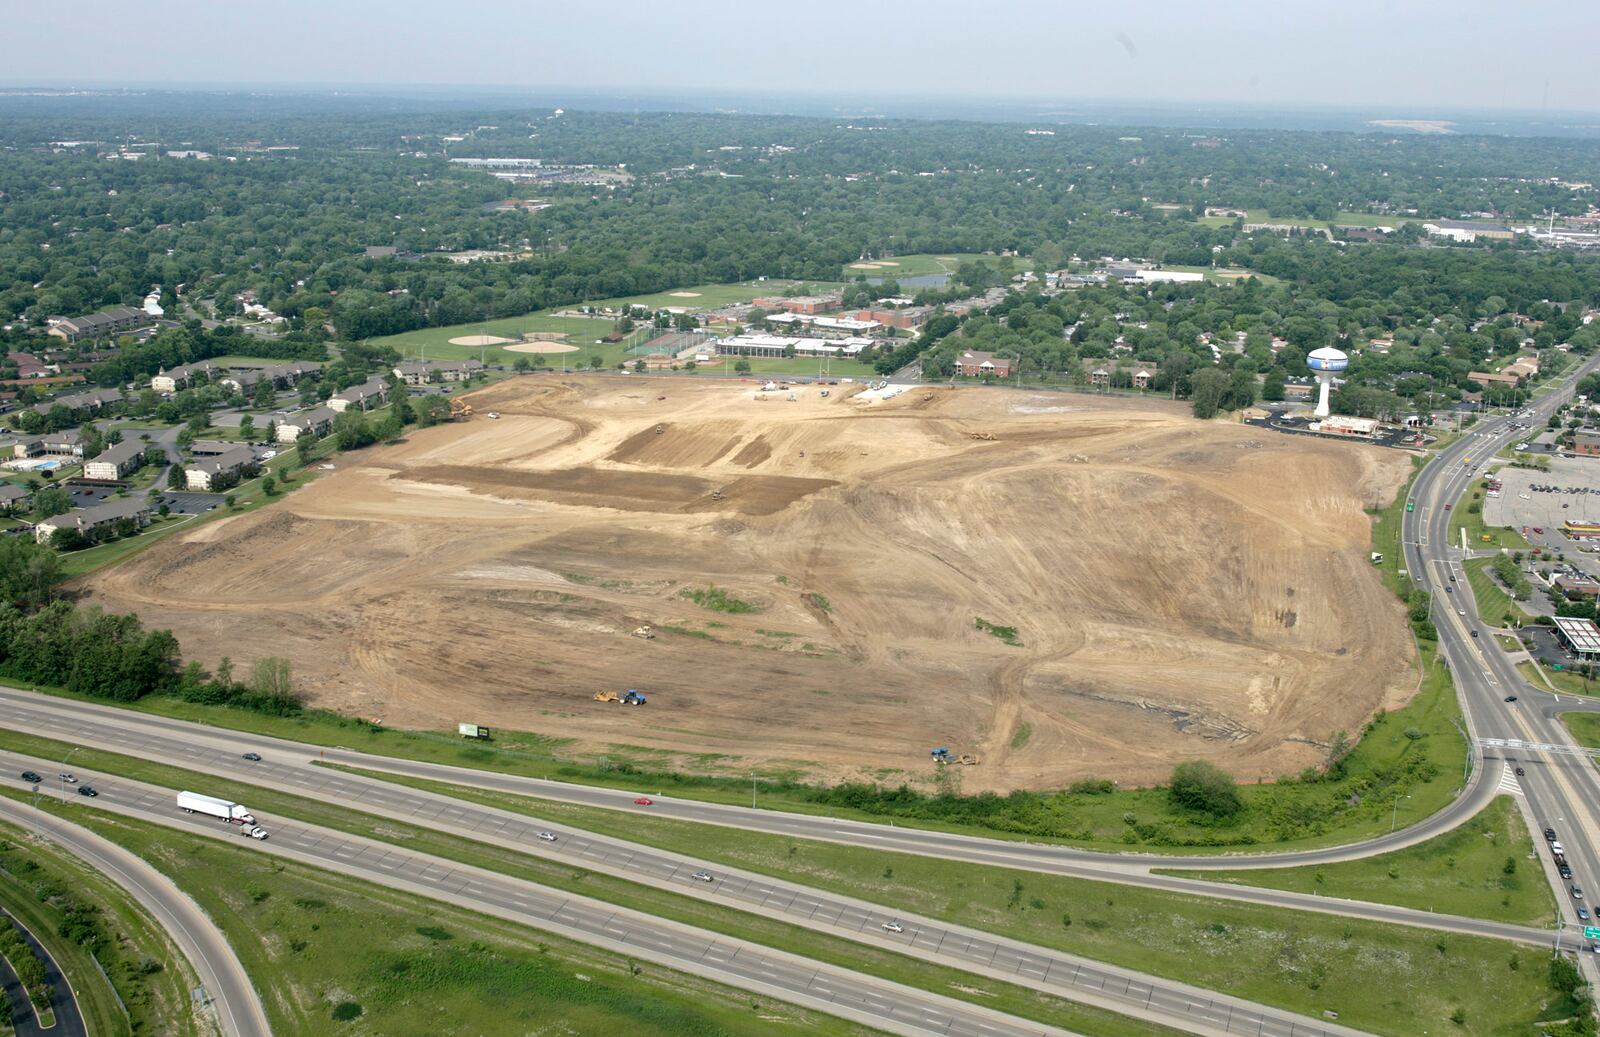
top-left (3, 80), bottom-right (1598, 120)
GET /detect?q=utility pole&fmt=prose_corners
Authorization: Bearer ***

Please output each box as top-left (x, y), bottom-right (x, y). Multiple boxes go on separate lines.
top-left (751, 772), bottom-right (757, 810)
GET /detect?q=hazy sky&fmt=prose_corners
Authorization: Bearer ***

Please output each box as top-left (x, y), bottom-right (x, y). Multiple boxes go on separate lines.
top-left (8, 1), bottom-right (1595, 113)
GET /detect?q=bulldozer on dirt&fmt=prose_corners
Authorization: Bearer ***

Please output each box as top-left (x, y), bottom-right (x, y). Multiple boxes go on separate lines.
top-left (594, 689), bottom-right (648, 705)
top-left (655, 423), bottom-right (665, 435)
top-left (710, 489), bottom-right (724, 502)
top-left (931, 747), bottom-right (981, 766)
top-left (449, 398), bottom-right (474, 420)
top-left (968, 431), bottom-right (997, 441)
top-left (632, 625), bottom-right (656, 640)
top-left (593, 691), bottom-right (620, 703)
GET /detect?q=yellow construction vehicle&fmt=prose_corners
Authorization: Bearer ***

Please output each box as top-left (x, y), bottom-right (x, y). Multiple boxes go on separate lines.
top-left (449, 398), bottom-right (474, 420)
top-left (632, 625), bottom-right (656, 640)
top-left (593, 691), bottom-right (620, 703)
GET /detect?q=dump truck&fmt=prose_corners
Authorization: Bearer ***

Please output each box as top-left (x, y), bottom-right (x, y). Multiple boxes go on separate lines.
top-left (177, 790), bottom-right (255, 825)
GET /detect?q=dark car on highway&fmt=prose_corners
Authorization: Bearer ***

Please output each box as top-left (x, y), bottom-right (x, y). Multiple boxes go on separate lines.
top-left (77, 785), bottom-right (97, 797)
top-left (19, 771), bottom-right (40, 783)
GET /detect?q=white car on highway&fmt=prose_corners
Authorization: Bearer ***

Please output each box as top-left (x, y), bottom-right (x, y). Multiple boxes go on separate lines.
top-left (881, 921), bottom-right (904, 933)
top-left (247, 826), bottom-right (269, 840)
top-left (537, 831), bottom-right (557, 843)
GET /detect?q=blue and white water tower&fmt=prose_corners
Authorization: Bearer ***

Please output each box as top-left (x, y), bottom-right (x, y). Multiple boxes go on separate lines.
top-left (1306, 346), bottom-right (1348, 418)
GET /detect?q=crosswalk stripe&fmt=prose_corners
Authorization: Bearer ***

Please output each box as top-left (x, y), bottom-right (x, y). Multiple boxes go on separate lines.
top-left (1497, 772), bottom-right (1523, 796)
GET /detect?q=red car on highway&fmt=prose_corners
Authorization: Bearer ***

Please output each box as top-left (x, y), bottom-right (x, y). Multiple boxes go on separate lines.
top-left (633, 797), bottom-right (654, 806)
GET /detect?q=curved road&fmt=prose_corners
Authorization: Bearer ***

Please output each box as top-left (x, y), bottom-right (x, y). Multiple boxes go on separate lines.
top-left (0, 797), bottom-right (270, 1037)
top-left (0, 904), bottom-right (84, 1037)
top-left (1, 749), bottom-right (1369, 1037)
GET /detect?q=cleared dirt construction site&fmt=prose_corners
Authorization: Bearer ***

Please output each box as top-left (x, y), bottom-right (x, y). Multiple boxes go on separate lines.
top-left (82, 378), bottom-right (1415, 792)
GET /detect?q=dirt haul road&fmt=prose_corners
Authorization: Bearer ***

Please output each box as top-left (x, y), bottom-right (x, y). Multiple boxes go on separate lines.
top-left (82, 378), bottom-right (1414, 792)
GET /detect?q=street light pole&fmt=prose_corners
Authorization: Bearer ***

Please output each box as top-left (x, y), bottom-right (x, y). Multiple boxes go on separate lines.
top-left (59, 746), bottom-right (79, 803)
top-left (751, 772), bottom-right (757, 811)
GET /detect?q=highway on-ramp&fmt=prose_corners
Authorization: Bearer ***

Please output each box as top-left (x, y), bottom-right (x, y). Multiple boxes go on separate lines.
top-left (0, 796), bottom-right (269, 1037)
top-left (0, 747), bottom-right (1378, 1037)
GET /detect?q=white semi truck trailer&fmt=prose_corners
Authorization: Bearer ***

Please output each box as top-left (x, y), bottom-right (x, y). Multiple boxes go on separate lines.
top-left (176, 790), bottom-right (256, 825)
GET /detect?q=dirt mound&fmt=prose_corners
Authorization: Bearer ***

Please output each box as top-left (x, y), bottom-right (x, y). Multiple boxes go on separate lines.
top-left (80, 378), bottom-right (1414, 792)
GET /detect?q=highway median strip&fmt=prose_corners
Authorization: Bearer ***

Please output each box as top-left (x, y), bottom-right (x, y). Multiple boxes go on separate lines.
top-left (313, 762), bottom-right (1571, 1037)
top-left (0, 732), bottom-right (1186, 1037)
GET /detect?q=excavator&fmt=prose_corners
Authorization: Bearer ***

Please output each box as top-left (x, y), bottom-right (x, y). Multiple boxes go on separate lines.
top-left (449, 398), bottom-right (474, 420)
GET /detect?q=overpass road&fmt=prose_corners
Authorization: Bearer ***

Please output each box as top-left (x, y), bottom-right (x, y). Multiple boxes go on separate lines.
top-left (0, 688), bottom-right (1556, 948)
top-left (0, 749), bottom-right (1375, 1037)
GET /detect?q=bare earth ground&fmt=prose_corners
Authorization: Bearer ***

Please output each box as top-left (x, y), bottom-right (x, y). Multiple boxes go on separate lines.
top-left (81, 378), bottom-right (1414, 792)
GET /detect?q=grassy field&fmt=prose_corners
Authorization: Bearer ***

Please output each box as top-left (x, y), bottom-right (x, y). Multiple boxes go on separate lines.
top-left (1370, 456), bottom-right (1424, 595)
top-left (1563, 713), bottom-right (1600, 749)
top-left (204, 354), bottom-right (305, 367)
top-left (1164, 796), bottom-right (1556, 926)
top-left (23, 803), bottom-right (882, 1037)
top-left (370, 280), bottom-right (841, 366)
top-left (0, 818), bottom-right (200, 1037)
top-left (0, 732), bottom-right (1180, 1037)
top-left (1523, 661), bottom-right (1600, 697)
top-left (323, 764), bottom-right (1569, 1037)
top-left (1194, 209), bottom-right (1421, 229)
top-left (1448, 497), bottom-right (1531, 551)
top-left (841, 253), bottom-right (1021, 279)
top-left (1463, 557), bottom-right (1535, 627)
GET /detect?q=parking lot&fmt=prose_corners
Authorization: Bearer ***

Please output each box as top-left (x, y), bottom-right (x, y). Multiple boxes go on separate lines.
top-left (1483, 455), bottom-right (1600, 549)
top-left (155, 491), bottom-right (226, 515)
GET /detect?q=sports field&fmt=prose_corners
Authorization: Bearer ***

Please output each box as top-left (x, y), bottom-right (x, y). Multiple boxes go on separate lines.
top-left (371, 281), bottom-right (842, 366)
top-left (1194, 209), bottom-right (1423, 230)
top-left (841, 253), bottom-right (1027, 279)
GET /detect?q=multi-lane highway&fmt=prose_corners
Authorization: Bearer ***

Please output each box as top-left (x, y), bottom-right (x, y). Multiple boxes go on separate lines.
top-left (1402, 354), bottom-right (1600, 967)
top-left (0, 797), bottom-right (269, 1037)
top-left (0, 687), bottom-right (1555, 948)
top-left (1, 748), bottom-right (1373, 1037)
